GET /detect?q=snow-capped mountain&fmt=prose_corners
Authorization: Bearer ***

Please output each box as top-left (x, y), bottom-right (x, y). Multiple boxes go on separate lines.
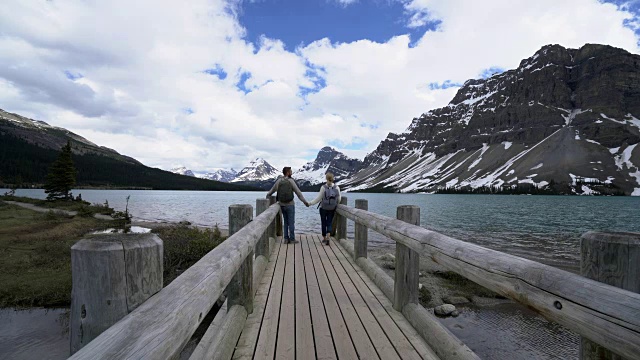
top-left (295, 147), bottom-right (364, 186)
top-left (231, 158), bottom-right (279, 182)
top-left (196, 168), bottom-right (238, 182)
top-left (170, 166), bottom-right (195, 177)
top-left (342, 44), bottom-right (640, 195)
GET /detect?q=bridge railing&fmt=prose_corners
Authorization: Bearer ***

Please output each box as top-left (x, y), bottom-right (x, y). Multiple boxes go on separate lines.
top-left (69, 199), bottom-right (280, 360)
top-left (336, 199), bottom-right (640, 360)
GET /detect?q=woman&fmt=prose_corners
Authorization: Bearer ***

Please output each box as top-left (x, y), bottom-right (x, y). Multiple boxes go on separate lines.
top-left (308, 172), bottom-right (341, 245)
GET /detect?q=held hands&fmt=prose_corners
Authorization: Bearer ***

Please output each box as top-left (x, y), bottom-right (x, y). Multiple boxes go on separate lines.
top-left (304, 201), bottom-right (310, 207)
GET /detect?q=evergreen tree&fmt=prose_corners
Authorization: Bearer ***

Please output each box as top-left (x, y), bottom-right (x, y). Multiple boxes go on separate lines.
top-left (44, 141), bottom-right (76, 200)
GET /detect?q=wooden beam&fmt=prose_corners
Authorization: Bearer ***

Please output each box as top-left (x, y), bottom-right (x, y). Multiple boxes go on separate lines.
top-left (228, 205), bottom-right (254, 314)
top-left (354, 199), bottom-right (368, 260)
top-left (336, 205), bottom-right (640, 360)
top-left (394, 205), bottom-right (420, 312)
top-left (580, 232), bottom-right (640, 360)
top-left (69, 204), bottom-right (280, 360)
top-left (255, 199), bottom-right (270, 258)
top-left (336, 196), bottom-right (348, 240)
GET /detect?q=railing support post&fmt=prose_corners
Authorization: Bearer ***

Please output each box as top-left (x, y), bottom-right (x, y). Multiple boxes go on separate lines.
top-left (337, 196), bottom-right (348, 240)
top-left (354, 199), bottom-right (368, 259)
top-left (227, 204), bottom-right (254, 313)
top-left (580, 232), bottom-right (640, 360)
top-left (255, 199), bottom-right (270, 258)
top-left (394, 205), bottom-right (420, 311)
top-left (269, 195), bottom-right (283, 237)
top-left (269, 196), bottom-right (278, 240)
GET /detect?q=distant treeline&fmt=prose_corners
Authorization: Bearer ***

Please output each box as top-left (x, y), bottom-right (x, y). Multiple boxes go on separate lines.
top-left (0, 133), bottom-right (256, 191)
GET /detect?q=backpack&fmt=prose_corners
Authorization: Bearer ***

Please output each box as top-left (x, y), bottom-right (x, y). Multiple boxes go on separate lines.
top-left (321, 185), bottom-right (338, 210)
top-left (277, 178), bottom-right (295, 203)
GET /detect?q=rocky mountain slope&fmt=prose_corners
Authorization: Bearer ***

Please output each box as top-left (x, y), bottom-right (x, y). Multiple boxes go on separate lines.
top-left (342, 44), bottom-right (640, 195)
top-left (197, 169), bottom-right (238, 182)
top-left (170, 166), bottom-right (195, 177)
top-left (231, 158), bottom-right (279, 183)
top-left (295, 146), bottom-right (364, 186)
top-left (0, 109), bottom-right (254, 191)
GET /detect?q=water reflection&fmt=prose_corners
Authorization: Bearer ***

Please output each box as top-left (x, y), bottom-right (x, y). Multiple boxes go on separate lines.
top-left (0, 308), bottom-right (69, 360)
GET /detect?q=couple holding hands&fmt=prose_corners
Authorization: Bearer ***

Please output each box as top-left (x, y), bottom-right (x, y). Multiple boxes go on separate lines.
top-left (266, 167), bottom-right (341, 245)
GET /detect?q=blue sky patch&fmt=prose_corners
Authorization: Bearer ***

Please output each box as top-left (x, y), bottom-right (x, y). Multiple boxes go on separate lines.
top-left (182, 107), bottom-right (195, 115)
top-left (64, 70), bottom-right (83, 80)
top-left (237, 0), bottom-right (440, 50)
top-left (429, 80), bottom-right (463, 90)
top-left (479, 67), bottom-right (505, 79)
top-left (203, 65), bottom-right (228, 80)
top-left (236, 72), bottom-right (253, 94)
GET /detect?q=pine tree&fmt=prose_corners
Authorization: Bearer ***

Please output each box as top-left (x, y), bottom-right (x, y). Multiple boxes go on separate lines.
top-left (44, 141), bottom-right (76, 200)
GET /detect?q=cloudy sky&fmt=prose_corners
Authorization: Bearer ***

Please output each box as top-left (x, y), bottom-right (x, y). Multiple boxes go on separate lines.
top-left (1, 0), bottom-right (639, 172)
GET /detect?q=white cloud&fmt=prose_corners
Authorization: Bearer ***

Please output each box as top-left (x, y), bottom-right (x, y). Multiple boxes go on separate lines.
top-left (0, 0), bottom-right (638, 174)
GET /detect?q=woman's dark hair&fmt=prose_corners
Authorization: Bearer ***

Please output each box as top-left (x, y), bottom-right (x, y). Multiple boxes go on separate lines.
top-left (282, 167), bottom-right (292, 175)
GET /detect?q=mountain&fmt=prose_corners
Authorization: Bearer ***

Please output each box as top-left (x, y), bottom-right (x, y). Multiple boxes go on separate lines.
top-left (343, 44), bottom-right (640, 195)
top-left (231, 158), bottom-right (279, 183)
top-left (0, 109), bottom-right (255, 191)
top-left (295, 146), bottom-right (364, 186)
top-left (196, 169), bottom-right (238, 183)
top-left (170, 166), bottom-right (195, 177)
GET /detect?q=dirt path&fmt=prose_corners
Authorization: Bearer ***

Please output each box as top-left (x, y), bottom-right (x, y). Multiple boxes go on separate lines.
top-left (3, 200), bottom-right (114, 220)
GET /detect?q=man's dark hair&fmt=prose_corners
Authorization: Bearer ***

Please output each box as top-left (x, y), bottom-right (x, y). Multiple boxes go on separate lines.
top-left (283, 167), bottom-right (292, 176)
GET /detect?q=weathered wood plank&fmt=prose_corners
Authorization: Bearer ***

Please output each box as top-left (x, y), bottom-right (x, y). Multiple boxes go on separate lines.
top-left (337, 205), bottom-right (640, 360)
top-left (294, 235), bottom-right (315, 359)
top-left (198, 305), bottom-right (247, 360)
top-left (275, 242), bottom-right (296, 359)
top-left (354, 199), bottom-right (368, 259)
top-left (332, 239), bottom-right (440, 360)
top-left (306, 234), bottom-right (359, 359)
top-left (312, 234), bottom-right (380, 359)
top-left (580, 232), bottom-right (640, 360)
top-left (70, 234), bottom-right (163, 355)
top-left (337, 197), bottom-right (348, 240)
top-left (301, 235), bottom-right (336, 360)
top-left (394, 206), bottom-right (420, 311)
top-left (255, 199), bottom-right (271, 258)
top-left (321, 238), bottom-right (402, 359)
top-left (228, 204), bottom-right (254, 314)
top-left (232, 239), bottom-right (283, 360)
top-left (254, 233), bottom-right (288, 359)
top-left (338, 238), bottom-right (394, 301)
top-left (69, 204), bottom-right (280, 360)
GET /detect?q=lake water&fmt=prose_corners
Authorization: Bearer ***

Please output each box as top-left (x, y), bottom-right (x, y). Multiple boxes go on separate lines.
top-left (8, 189), bottom-right (640, 269)
top-left (3, 190), bottom-right (640, 359)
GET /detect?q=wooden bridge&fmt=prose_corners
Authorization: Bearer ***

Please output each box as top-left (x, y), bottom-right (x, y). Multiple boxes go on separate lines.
top-left (68, 197), bottom-right (640, 360)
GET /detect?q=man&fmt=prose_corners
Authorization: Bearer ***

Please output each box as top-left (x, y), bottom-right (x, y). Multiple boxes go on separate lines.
top-left (266, 167), bottom-right (309, 244)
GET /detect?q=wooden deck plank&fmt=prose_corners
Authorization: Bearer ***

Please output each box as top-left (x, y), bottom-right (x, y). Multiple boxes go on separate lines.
top-left (295, 235), bottom-right (316, 359)
top-left (253, 237), bottom-right (289, 359)
top-left (301, 235), bottom-right (337, 360)
top-left (310, 234), bottom-right (380, 360)
top-left (305, 234), bottom-right (359, 359)
top-left (275, 242), bottom-right (296, 359)
top-left (320, 240), bottom-right (404, 360)
top-left (331, 239), bottom-right (440, 360)
top-left (232, 239), bottom-right (283, 360)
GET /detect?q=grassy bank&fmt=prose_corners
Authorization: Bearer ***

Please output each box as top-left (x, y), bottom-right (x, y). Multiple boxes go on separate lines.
top-left (0, 201), bottom-right (113, 307)
top-left (0, 194), bottom-right (114, 216)
top-left (0, 199), bottom-right (226, 308)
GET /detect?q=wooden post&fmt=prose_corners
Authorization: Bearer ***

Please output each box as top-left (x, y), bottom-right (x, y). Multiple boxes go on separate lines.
top-left (227, 204), bottom-right (254, 314)
top-left (580, 232), bottom-right (640, 360)
top-left (270, 195), bottom-right (282, 237)
top-left (70, 234), bottom-right (163, 355)
top-left (255, 199), bottom-right (270, 258)
top-left (354, 199), bottom-right (368, 259)
top-left (336, 196), bottom-right (348, 240)
top-left (394, 205), bottom-right (420, 311)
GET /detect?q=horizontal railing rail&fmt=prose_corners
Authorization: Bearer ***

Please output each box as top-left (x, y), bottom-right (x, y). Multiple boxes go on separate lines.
top-left (336, 204), bottom-right (640, 360)
top-left (69, 203), bottom-right (280, 360)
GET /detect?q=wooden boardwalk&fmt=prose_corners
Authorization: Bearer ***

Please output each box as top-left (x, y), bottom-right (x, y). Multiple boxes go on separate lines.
top-left (232, 234), bottom-right (439, 360)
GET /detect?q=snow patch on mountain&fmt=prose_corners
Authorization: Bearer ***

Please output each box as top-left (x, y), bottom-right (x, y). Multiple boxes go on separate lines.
top-left (170, 167), bottom-right (195, 177)
top-left (232, 158), bottom-right (279, 182)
